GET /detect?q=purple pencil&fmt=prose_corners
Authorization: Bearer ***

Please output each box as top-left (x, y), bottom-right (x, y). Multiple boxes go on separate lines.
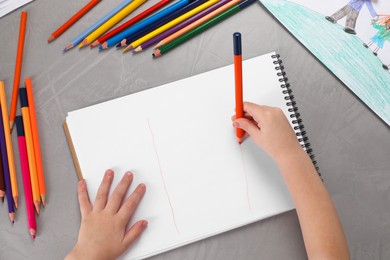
top-left (0, 105), bottom-right (15, 223)
top-left (132, 0), bottom-right (231, 53)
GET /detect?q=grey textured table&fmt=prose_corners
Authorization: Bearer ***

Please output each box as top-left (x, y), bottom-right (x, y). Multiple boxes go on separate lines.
top-left (0, 0), bottom-right (389, 259)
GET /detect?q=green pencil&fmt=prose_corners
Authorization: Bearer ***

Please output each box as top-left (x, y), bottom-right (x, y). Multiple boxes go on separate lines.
top-left (153, 0), bottom-right (256, 57)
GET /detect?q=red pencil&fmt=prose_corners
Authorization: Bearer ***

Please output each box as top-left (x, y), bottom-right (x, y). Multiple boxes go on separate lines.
top-left (48, 0), bottom-right (102, 43)
top-left (16, 116), bottom-right (37, 239)
top-left (91, 0), bottom-right (173, 48)
top-left (10, 11), bottom-right (27, 132)
top-left (233, 32), bottom-right (244, 144)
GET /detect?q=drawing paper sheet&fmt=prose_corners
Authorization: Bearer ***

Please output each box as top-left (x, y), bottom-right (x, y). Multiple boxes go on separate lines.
top-left (66, 52), bottom-right (296, 260)
top-left (0, 0), bottom-right (33, 18)
top-left (259, 0), bottom-right (390, 126)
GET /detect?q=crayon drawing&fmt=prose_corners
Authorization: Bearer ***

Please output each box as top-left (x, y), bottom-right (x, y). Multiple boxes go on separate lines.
top-left (259, 0), bottom-right (390, 125)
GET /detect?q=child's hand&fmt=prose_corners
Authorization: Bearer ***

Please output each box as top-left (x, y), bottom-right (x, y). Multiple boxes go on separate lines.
top-left (232, 102), bottom-right (302, 162)
top-left (66, 170), bottom-right (147, 260)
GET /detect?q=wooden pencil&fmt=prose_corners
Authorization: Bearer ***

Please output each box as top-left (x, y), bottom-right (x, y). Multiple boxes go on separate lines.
top-left (10, 11), bottom-right (27, 132)
top-left (91, 0), bottom-right (173, 48)
top-left (48, 0), bottom-right (102, 42)
top-left (0, 82), bottom-right (18, 209)
top-left (25, 78), bottom-right (46, 206)
top-left (154, 0), bottom-right (237, 49)
top-left (0, 99), bottom-right (15, 222)
top-left (124, 0), bottom-right (218, 52)
top-left (19, 88), bottom-right (41, 214)
top-left (16, 116), bottom-right (37, 239)
top-left (153, 0), bottom-right (255, 57)
top-left (233, 32), bottom-right (244, 144)
top-left (99, 0), bottom-right (190, 50)
top-left (133, 0), bottom-right (230, 53)
top-left (80, 0), bottom-right (146, 47)
top-left (64, 0), bottom-right (135, 51)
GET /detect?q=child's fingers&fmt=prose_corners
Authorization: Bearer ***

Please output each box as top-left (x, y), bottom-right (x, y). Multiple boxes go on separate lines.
top-left (77, 179), bottom-right (92, 217)
top-left (122, 220), bottom-right (148, 250)
top-left (94, 169), bottom-right (114, 211)
top-left (117, 183), bottom-right (146, 225)
top-left (106, 171), bottom-right (134, 213)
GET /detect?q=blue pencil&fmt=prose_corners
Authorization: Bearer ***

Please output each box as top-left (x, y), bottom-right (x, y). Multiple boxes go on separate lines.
top-left (64, 0), bottom-right (135, 52)
top-left (117, 0), bottom-right (206, 48)
top-left (99, 0), bottom-right (191, 50)
top-left (0, 105), bottom-right (15, 223)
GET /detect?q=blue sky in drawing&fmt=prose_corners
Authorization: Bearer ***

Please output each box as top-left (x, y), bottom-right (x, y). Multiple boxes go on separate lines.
top-left (259, 0), bottom-right (390, 125)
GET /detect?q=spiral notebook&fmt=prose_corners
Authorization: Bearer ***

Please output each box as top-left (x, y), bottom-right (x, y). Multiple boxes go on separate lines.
top-left (64, 52), bottom-right (316, 260)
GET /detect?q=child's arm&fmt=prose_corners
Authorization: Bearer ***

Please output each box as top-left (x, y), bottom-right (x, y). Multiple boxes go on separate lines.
top-left (233, 102), bottom-right (350, 260)
top-left (65, 170), bottom-right (147, 260)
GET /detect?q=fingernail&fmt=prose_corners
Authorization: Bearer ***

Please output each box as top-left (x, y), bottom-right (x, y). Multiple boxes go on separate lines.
top-left (142, 220), bottom-right (148, 228)
top-left (233, 121), bottom-right (239, 128)
top-left (106, 169), bottom-right (114, 177)
top-left (139, 183), bottom-right (146, 191)
top-left (78, 180), bottom-right (86, 190)
top-left (126, 171), bottom-right (133, 178)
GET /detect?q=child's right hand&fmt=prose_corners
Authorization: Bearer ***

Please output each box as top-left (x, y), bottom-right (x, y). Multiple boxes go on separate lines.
top-left (232, 102), bottom-right (303, 162)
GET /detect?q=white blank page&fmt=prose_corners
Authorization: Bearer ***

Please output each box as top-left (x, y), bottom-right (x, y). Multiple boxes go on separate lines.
top-left (66, 52), bottom-right (296, 260)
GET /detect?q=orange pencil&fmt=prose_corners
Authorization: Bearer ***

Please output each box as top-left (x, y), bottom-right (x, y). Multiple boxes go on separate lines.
top-left (10, 11), bottom-right (27, 132)
top-left (20, 88), bottom-right (40, 214)
top-left (25, 78), bottom-right (46, 206)
top-left (48, 0), bottom-right (102, 42)
top-left (0, 82), bottom-right (18, 208)
top-left (233, 32), bottom-right (244, 144)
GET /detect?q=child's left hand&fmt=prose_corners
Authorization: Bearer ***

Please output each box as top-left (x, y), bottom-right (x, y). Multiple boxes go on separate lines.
top-left (66, 169), bottom-right (147, 260)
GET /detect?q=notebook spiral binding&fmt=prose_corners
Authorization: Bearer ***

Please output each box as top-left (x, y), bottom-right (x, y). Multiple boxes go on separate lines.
top-left (271, 54), bottom-right (320, 176)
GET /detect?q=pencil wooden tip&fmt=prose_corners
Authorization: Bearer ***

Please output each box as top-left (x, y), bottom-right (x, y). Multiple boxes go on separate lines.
top-left (34, 201), bottom-right (40, 215)
top-left (30, 228), bottom-right (36, 239)
top-left (154, 42), bottom-right (163, 49)
top-left (47, 36), bottom-right (55, 43)
top-left (152, 49), bottom-right (161, 58)
top-left (99, 42), bottom-right (108, 50)
top-left (63, 43), bottom-right (74, 53)
top-left (9, 212), bottom-right (15, 223)
top-left (13, 196), bottom-right (18, 208)
top-left (123, 45), bottom-right (133, 53)
top-left (90, 40), bottom-right (99, 48)
top-left (79, 39), bottom-right (88, 48)
top-left (9, 121), bottom-right (14, 133)
top-left (119, 39), bottom-right (127, 48)
top-left (41, 194), bottom-right (46, 206)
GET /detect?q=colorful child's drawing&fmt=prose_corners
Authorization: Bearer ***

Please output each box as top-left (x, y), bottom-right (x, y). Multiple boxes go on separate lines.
top-left (325, 0), bottom-right (377, 35)
top-left (363, 15), bottom-right (390, 60)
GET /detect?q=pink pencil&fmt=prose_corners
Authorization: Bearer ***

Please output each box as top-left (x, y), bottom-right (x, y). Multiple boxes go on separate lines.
top-left (15, 115), bottom-right (37, 239)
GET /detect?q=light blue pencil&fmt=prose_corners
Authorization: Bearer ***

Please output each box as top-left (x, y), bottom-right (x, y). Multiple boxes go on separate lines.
top-left (64, 0), bottom-right (135, 52)
top-left (99, 0), bottom-right (190, 50)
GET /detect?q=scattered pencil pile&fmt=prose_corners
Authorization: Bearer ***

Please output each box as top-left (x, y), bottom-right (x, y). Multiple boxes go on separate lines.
top-left (48, 0), bottom-right (256, 57)
top-left (1, 11), bottom-right (46, 239)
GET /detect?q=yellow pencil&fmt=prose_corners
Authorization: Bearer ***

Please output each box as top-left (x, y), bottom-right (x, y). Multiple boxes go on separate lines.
top-left (19, 88), bottom-right (41, 214)
top-left (79, 0), bottom-right (147, 47)
top-left (0, 82), bottom-right (18, 208)
top-left (124, 0), bottom-right (219, 52)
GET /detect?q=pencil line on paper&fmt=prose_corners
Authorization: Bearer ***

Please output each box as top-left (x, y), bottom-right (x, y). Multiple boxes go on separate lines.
top-left (147, 118), bottom-right (180, 234)
top-left (240, 145), bottom-right (252, 211)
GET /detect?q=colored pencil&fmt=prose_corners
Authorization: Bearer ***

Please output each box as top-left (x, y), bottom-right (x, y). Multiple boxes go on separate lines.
top-left (91, 0), bottom-right (173, 48)
top-left (16, 116), bottom-right (37, 239)
top-left (79, 0), bottom-right (147, 47)
top-left (10, 11), bottom-right (27, 132)
top-left (64, 0), bottom-right (136, 52)
top-left (47, 0), bottom-right (102, 43)
top-left (233, 32), bottom-right (244, 144)
top-left (153, 0), bottom-right (255, 57)
top-left (153, 0), bottom-right (235, 49)
top-left (99, 0), bottom-right (190, 50)
top-left (134, 0), bottom-right (230, 52)
top-left (124, 0), bottom-right (218, 52)
top-left (0, 82), bottom-right (18, 208)
top-left (0, 151), bottom-right (5, 202)
top-left (25, 78), bottom-right (46, 206)
top-left (116, 0), bottom-right (207, 48)
top-left (0, 101), bottom-right (15, 223)
top-left (19, 88), bottom-right (41, 214)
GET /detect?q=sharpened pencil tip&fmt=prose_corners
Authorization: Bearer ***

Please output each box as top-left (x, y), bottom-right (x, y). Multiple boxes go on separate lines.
top-left (47, 35), bottom-right (55, 43)
top-left (14, 196), bottom-right (18, 208)
top-left (30, 228), bottom-right (36, 239)
top-left (9, 212), bottom-right (15, 223)
top-left (63, 43), bottom-right (74, 53)
top-left (9, 121), bottom-right (14, 133)
top-left (90, 40), bottom-right (99, 48)
top-left (34, 201), bottom-right (40, 215)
